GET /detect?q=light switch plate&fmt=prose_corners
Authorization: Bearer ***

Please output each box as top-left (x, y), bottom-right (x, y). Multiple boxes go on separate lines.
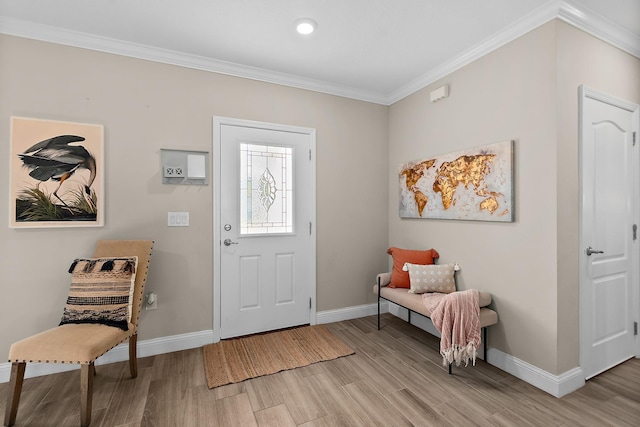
top-left (168, 212), bottom-right (189, 226)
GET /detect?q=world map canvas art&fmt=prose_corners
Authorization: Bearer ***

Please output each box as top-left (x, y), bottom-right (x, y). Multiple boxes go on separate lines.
top-left (399, 140), bottom-right (514, 222)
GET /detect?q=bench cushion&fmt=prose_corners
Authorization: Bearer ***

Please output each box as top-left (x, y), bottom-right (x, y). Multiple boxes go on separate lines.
top-left (373, 285), bottom-right (498, 328)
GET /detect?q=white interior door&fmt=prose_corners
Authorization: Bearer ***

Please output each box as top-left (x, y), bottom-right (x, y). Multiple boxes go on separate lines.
top-left (580, 86), bottom-right (639, 380)
top-left (214, 118), bottom-right (316, 340)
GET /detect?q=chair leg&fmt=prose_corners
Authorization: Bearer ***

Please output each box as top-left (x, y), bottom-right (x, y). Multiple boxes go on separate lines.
top-left (80, 363), bottom-right (94, 427)
top-left (129, 334), bottom-right (138, 378)
top-left (4, 362), bottom-right (25, 427)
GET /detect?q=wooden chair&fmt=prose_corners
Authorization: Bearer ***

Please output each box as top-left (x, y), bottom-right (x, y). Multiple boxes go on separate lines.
top-left (4, 240), bottom-right (153, 427)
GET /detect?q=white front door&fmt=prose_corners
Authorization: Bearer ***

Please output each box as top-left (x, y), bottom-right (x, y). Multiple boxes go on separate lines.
top-left (214, 117), bottom-right (316, 339)
top-left (580, 86), bottom-right (639, 379)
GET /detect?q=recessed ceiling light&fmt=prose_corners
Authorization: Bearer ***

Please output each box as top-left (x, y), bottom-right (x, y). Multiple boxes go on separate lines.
top-left (295, 18), bottom-right (317, 35)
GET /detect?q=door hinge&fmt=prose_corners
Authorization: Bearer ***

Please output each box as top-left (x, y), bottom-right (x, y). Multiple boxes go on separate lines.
top-left (634, 321), bottom-right (638, 336)
top-left (309, 149), bottom-right (312, 160)
top-left (634, 224), bottom-right (638, 241)
top-left (309, 298), bottom-right (312, 309)
top-left (633, 131), bottom-right (637, 146)
top-left (309, 222), bottom-right (312, 235)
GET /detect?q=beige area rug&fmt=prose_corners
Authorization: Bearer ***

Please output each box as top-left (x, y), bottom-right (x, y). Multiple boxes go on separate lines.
top-left (203, 324), bottom-right (355, 389)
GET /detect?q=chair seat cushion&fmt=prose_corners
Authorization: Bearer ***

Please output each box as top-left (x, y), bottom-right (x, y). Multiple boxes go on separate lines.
top-left (8, 323), bottom-right (134, 364)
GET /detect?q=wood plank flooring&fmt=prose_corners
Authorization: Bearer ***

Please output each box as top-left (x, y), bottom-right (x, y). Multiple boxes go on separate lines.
top-left (1, 314), bottom-right (639, 426)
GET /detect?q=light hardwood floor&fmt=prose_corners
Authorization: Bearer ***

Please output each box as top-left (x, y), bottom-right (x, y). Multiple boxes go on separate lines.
top-left (2, 314), bottom-right (639, 426)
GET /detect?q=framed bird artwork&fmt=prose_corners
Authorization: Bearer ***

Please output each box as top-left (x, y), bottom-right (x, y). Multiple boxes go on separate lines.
top-left (10, 116), bottom-right (104, 228)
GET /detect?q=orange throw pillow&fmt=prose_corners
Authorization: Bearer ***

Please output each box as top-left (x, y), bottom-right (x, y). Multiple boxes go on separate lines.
top-left (387, 247), bottom-right (439, 288)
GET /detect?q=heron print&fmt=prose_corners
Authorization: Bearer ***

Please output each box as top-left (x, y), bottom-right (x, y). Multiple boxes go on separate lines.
top-left (10, 117), bottom-right (104, 227)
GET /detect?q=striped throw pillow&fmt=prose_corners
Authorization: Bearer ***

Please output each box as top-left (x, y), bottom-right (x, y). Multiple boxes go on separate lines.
top-left (60, 257), bottom-right (137, 331)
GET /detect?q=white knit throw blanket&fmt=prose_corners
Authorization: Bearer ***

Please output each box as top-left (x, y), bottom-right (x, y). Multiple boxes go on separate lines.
top-left (422, 289), bottom-right (480, 367)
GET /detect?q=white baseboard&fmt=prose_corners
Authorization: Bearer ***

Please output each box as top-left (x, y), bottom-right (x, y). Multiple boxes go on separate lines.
top-left (0, 329), bottom-right (214, 383)
top-left (489, 347), bottom-right (585, 398)
top-left (0, 304), bottom-right (586, 398)
top-left (316, 302), bottom-right (387, 324)
top-left (362, 301), bottom-right (585, 398)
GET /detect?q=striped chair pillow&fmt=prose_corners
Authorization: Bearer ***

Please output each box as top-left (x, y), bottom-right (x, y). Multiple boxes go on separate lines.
top-left (60, 257), bottom-right (137, 331)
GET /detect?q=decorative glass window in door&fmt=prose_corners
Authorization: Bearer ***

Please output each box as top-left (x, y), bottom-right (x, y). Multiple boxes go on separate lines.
top-left (240, 143), bottom-right (293, 235)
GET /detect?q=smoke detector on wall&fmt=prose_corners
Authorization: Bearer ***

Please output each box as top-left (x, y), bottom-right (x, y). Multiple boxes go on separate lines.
top-left (430, 85), bottom-right (449, 102)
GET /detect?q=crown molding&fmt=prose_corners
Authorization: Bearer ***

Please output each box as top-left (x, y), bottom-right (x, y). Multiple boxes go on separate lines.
top-left (0, 16), bottom-right (389, 105)
top-left (557, 0), bottom-right (640, 59)
top-left (387, 0), bottom-right (640, 105)
top-left (1, 0), bottom-right (638, 107)
top-left (386, 0), bottom-right (561, 104)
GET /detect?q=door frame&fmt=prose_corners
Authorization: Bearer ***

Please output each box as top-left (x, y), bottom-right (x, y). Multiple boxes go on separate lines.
top-left (212, 116), bottom-right (317, 343)
top-left (578, 85), bottom-right (640, 377)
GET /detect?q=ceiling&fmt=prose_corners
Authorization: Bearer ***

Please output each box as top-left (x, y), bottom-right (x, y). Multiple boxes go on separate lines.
top-left (1, 0), bottom-right (639, 105)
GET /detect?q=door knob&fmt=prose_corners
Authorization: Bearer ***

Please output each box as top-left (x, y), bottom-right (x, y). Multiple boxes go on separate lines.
top-left (223, 238), bottom-right (238, 246)
top-left (585, 246), bottom-right (604, 256)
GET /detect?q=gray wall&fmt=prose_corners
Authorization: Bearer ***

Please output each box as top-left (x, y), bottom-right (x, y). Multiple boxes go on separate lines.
top-left (388, 20), bottom-right (640, 375)
top-left (2, 18), bottom-right (638, 378)
top-left (555, 21), bottom-right (640, 373)
top-left (0, 35), bottom-right (390, 358)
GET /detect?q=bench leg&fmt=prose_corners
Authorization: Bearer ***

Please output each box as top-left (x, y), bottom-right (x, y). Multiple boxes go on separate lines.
top-left (483, 327), bottom-right (488, 361)
top-left (377, 279), bottom-right (381, 330)
top-left (448, 329), bottom-right (453, 374)
top-left (377, 295), bottom-right (381, 330)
